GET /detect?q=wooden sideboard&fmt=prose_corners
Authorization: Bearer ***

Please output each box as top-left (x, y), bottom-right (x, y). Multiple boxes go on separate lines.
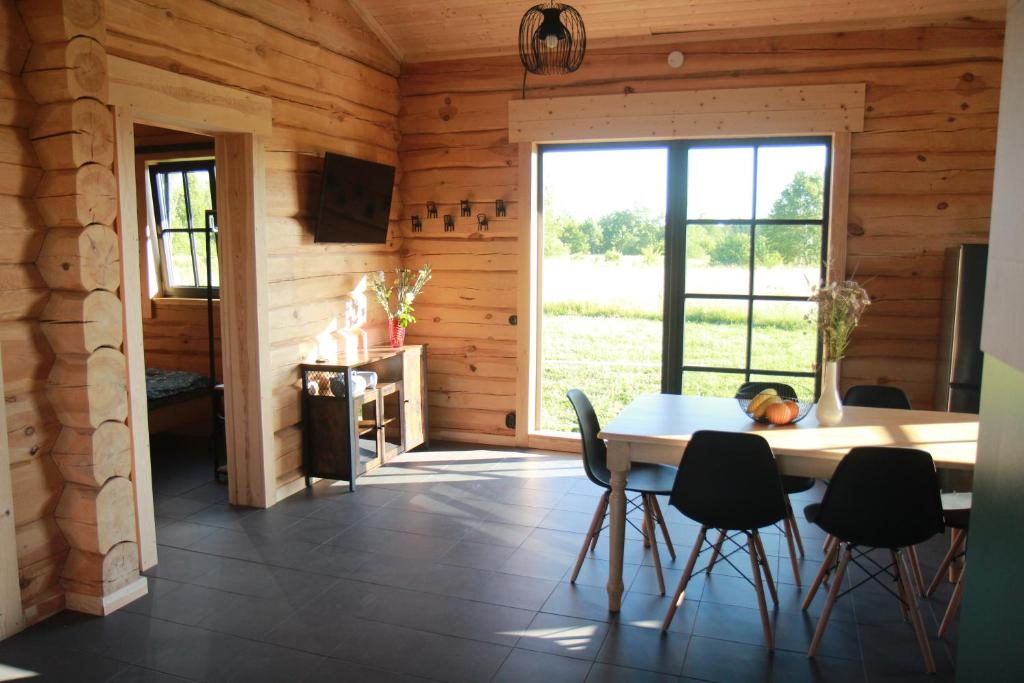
top-left (300, 345), bottom-right (428, 490)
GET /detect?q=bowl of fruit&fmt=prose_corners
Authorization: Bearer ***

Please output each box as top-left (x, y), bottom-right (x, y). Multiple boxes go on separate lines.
top-left (736, 384), bottom-right (813, 426)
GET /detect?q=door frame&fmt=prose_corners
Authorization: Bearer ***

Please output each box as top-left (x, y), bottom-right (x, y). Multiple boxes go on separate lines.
top-left (109, 58), bottom-right (275, 570)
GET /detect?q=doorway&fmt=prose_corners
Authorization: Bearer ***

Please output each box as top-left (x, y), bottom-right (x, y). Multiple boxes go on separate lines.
top-left (536, 137), bottom-right (831, 434)
top-left (133, 124), bottom-right (227, 509)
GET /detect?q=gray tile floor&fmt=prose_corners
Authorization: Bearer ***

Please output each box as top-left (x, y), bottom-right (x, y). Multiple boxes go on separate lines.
top-left (0, 437), bottom-right (963, 682)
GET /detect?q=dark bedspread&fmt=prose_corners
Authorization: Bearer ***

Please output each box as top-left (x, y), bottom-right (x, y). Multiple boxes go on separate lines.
top-left (146, 368), bottom-right (210, 402)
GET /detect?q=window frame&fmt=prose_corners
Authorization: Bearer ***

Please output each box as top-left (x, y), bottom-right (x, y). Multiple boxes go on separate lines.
top-left (147, 158), bottom-right (219, 298)
top-left (534, 135), bottom-right (831, 430)
top-left (663, 136), bottom-right (832, 398)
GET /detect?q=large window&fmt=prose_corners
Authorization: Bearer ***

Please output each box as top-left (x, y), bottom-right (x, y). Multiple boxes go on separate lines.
top-left (538, 137), bottom-right (830, 433)
top-left (667, 139), bottom-right (831, 401)
top-left (149, 159), bottom-right (219, 298)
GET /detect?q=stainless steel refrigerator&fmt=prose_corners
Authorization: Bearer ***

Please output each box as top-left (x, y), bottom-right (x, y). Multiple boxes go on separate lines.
top-left (934, 244), bottom-right (988, 413)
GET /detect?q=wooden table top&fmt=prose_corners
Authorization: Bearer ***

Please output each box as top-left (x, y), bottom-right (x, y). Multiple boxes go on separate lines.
top-left (599, 394), bottom-right (978, 472)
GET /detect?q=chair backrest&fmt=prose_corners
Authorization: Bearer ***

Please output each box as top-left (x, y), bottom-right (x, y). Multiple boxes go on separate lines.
top-left (566, 389), bottom-right (611, 488)
top-left (669, 430), bottom-right (787, 531)
top-left (843, 385), bottom-right (912, 410)
top-left (815, 447), bottom-right (944, 548)
top-left (736, 381), bottom-right (797, 401)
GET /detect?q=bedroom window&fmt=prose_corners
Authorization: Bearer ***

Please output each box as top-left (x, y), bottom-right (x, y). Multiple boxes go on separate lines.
top-left (148, 159), bottom-right (219, 298)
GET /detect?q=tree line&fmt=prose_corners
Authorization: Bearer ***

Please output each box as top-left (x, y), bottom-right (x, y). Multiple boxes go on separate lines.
top-left (544, 171), bottom-right (824, 267)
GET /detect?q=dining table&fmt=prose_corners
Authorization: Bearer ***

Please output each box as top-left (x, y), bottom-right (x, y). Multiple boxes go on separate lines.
top-left (597, 393), bottom-right (980, 612)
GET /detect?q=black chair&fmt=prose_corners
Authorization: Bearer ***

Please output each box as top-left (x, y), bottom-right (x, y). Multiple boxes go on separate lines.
top-left (802, 447), bottom-right (945, 673)
top-left (566, 389), bottom-right (677, 595)
top-left (832, 383), bottom-right (926, 592)
top-left (925, 495), bottom-right (971, 638)
top-left (709, 382), bottom-right (813, 586)
top-left (661, 430), bottom-right (789, 649)
top-left (843, 384), bottom-right (913, 410)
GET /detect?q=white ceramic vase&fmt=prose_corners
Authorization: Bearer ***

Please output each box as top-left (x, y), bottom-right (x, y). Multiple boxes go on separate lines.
top-left (816, 361), bottom-right (843, 426)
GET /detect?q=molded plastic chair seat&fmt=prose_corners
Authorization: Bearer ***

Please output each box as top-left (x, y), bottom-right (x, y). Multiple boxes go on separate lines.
top-left (782, 476), bottom-right (815, 495)
top-left (621, 462), bottom-right (677, 495)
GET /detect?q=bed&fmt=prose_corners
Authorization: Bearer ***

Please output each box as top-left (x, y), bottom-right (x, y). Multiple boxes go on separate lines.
top-left (145, 368), bottom-right (212, 408)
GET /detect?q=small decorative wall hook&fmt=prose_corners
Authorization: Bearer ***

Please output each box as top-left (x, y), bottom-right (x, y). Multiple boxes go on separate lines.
top-left (460, 199), bottom-right (471, 217)
top-left (410, 215), bottom-right (422, 232)
top-left (495, 199), bottom-right (506, 217)
top-left (477, 213), bottom-right (489, 231)
top-left (426, 201), bottom-right (438, 218)
top-left (443, 214), bottom-right (455, 232)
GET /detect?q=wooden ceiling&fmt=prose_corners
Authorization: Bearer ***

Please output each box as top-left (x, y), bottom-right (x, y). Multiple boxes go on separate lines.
top-left (347, 0), bottom-right (1006, 63)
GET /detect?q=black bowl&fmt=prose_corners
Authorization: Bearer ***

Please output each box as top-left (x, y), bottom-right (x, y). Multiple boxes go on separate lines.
top-left (735, 384), bottom-right (814, 425)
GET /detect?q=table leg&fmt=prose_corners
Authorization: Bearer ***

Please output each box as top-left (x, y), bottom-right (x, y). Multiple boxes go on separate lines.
top-left (605, 441), bottom-right (631, 613)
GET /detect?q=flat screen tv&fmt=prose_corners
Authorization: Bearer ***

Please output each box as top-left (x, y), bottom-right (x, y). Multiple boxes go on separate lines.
top-left (314, 152), bottom-right (396, 244)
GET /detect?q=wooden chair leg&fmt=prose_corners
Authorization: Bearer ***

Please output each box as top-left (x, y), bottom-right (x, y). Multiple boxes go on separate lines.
top-left (786, 497), bottom-right (806, 558)
top-left (782, 516), bottom-right (802, 587)
top-left (706, 530), bottom-right (726, 575)
top-left (590, 491), bottom-right (609, 551)
top-left (926, 530), bottom-right (965, 597)
top-left (662, 526), bottom-right (706, 632)
top-left (896, 549), bottom-right (937, 674)
top-left (808, 544), bottom-right (851, 658)
top-left (642, 495), bottom-right (666, 595)
top-left (752, 531), bottom-right (778, 605)
top-left (650, 496), bottom-right (676, 561)
top-left (938, 564), bottom-right (966, 638)
top-left (571, 491), bottom-right (608, 583)
top-left (907, 546), bottom-right (927, 597)
top-left (641, 500), bottom-right (651, 549)
top-left (891, 550), bottom-right (911, 622)
top-left (802, 534), bottom-right (840, 610)
top-left (747, 532), bottom-right (774, 650)
top-left (821, 533), bottom-right (832, 554)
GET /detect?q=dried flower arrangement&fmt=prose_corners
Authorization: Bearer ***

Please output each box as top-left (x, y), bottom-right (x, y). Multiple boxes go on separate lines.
top-left (808, 278), bottom-right (871, 362)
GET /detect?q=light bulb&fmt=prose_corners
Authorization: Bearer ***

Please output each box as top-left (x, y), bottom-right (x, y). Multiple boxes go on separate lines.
top-left (545, 34), bottom-right (559, 49)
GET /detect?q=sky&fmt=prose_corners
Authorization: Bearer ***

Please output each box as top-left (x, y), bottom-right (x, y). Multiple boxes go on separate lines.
top-left (542, 144), bottom-right (828, 222)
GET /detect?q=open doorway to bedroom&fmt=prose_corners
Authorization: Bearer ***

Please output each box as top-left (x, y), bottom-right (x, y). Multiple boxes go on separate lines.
top-left (133, 123), bottom-right (228, 513)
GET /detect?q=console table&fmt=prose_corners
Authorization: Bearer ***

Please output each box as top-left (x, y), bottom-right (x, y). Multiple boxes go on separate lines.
top-left (300, 345), bottom-right (428, 490)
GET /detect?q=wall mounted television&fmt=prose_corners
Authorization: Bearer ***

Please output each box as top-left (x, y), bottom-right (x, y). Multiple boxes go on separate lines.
top-left (314, 152), bottom-right (396, 244)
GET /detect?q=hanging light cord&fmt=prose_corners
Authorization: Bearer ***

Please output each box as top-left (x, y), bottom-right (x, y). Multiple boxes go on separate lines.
top-left (521, 67), bottom-right (528, 99)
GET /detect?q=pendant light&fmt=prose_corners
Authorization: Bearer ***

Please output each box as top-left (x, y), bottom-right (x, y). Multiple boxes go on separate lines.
top-left (518, 3), bottom-right (586, 75)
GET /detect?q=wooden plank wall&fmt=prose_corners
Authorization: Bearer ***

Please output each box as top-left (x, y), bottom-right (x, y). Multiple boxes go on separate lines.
top-left (105, 0), bottom-right (403, 497)
top-left (0, 0), bottom-right (67, 625)
top-left (398, 20), bottom-right (1003, 443)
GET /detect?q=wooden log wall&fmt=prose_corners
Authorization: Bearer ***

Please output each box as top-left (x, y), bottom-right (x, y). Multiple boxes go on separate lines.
top-left (398, 20), bottom-right (1003, 443)
top-left (104, 0), bottom-right (404, 498)
top-left (1, 0), bottom-right (67, 626)
top-left (17, 0), bottom-right (140, 617)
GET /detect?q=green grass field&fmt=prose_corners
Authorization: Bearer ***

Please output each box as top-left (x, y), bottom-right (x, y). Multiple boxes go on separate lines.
top-left (539, 256), bottom-right (819, 433)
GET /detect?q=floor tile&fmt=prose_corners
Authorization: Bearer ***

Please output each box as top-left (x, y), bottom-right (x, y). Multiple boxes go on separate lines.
top-left (597, 623), bottom-right (690, 675)
top-left (492, 649), bottom-right (593, 683)
top-left (517, 611), bottom-right (611, 661)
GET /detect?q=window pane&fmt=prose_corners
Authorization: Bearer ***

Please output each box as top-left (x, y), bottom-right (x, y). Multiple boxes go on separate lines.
top-left (749, 301), bottom-right (817, 373)
top-left (686, 147), bottom-right (754, 220)
top-left (753, 224), bottom-right (822, 296)
top-left (164, 172), bottom-right (188, 230)
top-left (683, 298), bottom-right (748, 368)
top-left (540, 147), bottom-right (668, 433)
top-left (749, 374), bottom-right (816, 403)
top-left (192, 233), bottom-right (220, 287)
top-left (683, 371), bottom-right (746, 398)
top-left (186, 169), bottom-right (214, 229)
top-left (685, 224), bottom-right (750, 295)
top-left (755, 145), bottom-right (827, 219)
top-left (163, 232), bottom-right (196, 287)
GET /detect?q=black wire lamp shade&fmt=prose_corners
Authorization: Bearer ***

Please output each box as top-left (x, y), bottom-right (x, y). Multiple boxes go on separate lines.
top-left (519, 3), bottom-right (586, 75)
